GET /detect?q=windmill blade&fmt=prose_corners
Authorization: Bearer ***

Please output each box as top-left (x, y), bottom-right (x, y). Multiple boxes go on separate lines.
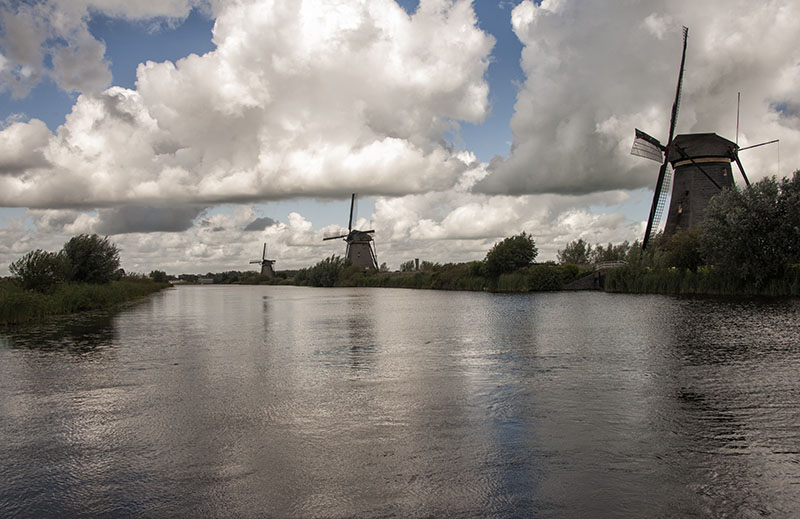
top-left (666, 26), bottom-right (689, 147)
top-left (261, 243), bottom-right (266, 261)
top-left (738, 139), bottom-right (779, 152)
top-left (731, 151), bottom-right (750, 187)
top-left (642, 26), bottom-right (689, 250)
top-left (642, 161), bottom-right (672, 249)
top-left (323, 233), bottom-right (348, 241)
top-left (348, 193), bottom-right (356, 232)
top-left (249, 260), bottom-right (261, 264)
top-left (631, 129), bottom-right (665, 162)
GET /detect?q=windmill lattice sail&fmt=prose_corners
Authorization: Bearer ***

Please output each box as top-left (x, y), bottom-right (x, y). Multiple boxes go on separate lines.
top-left (631, 129), bottom-right (664, 163)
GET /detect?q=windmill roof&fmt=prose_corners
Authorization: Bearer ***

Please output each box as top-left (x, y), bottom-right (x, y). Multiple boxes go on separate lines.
top-left (668, 133), bottom-right (737, 163)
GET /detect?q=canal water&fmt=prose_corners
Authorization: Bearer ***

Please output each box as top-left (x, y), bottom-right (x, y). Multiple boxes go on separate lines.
top-left (1, 286), bottom-right (799, 517)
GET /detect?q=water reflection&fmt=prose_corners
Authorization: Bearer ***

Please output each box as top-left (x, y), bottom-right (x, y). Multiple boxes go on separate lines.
top-left (1, 310), bottom-right (117, 354)
top-left (0, 287), bottom-right (799, 517)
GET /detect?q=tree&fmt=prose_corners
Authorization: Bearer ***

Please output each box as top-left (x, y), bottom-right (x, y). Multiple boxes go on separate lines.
top-left (557, 238), bottom-right (590, 265)
top-left (149, 270), bottom-right (168, 283)
top-left (62, 234), bottom-right (121, 284)
top-left (660, 228), bottom-right (702, 272)
top-left (400, 260), bottom-right (416, 272)
top-left (699, 174), bottom-right (800, 287)
top-left (379, 262), bottom-right (389, 273)
top-left (590, 241), bottom-right (631, 263)
top-left (9, 250), bottom-right (68, 292)
top-left (485, 232), bottom-right (538, 277)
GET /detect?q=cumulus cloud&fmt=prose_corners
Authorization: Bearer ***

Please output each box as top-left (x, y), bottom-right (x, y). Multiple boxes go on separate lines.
top-left (0, 119), bottom-right (51, 174)
top-left (476, 0), bottom-right (800, 196)
top-left (244, 217), bottom-right (278, 231)
top-left (0, 0), bottom-right (203, 97)
top-left (0, 0), bottom-right (493, 208)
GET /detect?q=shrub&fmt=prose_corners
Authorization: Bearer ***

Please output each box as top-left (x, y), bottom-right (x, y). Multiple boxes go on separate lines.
top-left (9, 249), bottom-right (68, 292)
top-left (485, 232), bottom-right (538, 278)
top-left (63, 234), bottom-right (120, 284)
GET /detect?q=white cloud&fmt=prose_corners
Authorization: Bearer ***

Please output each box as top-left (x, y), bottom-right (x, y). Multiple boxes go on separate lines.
top-left (0, 0), bottom-right (493, 208)
top-left (0, 0), bottom-right (203, 97)
top-left (476, 0), bottom-right (800, 196)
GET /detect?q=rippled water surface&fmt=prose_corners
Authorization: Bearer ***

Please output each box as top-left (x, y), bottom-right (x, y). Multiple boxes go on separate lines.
top-left (2, 286), bottom-right (800, 517)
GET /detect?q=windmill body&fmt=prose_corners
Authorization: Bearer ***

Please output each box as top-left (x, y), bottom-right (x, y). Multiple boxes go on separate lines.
top-left (662, 133), bottom-right (737, 236)
top-left (323, 194), bottom-right (378, 271)
top-left (631, 27), bottom-right (756, 248)
top-left (250, 243), bottom-right (276, 278)
top-left (345, 230), bottom-right (378, 270)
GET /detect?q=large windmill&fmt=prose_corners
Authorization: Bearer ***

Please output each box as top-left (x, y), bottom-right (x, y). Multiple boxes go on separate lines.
top-left (631, 27), bottom-right (775, 249)
top-left (323, 193), bottom-right (378, 270)
top-left (250, 243), bottom-right (276, 278)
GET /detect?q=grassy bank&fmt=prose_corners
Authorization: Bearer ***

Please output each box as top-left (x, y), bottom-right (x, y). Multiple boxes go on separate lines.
top-left (604, 264), bottom-right (800, 297)
top-left (0, 279), bottom-right (171, 325)
top-left (299, 262), bottom-right (590, 292)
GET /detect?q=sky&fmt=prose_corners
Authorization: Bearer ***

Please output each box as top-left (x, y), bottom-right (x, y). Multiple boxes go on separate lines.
top-left (0, 0), bottom-right (796, 275)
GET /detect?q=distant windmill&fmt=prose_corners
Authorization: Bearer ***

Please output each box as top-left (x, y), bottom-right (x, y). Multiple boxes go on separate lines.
top-left (250, 243), bottom-right (276, 278)
top-left (323, 193), bottom-right (378, 270)
top-left (631, 26), bottom-right (777, 249)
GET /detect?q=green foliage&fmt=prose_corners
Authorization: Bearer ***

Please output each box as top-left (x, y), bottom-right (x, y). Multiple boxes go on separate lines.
top-left (485, 232), bottom-right (538, 277)
top-left (337, 263), bottom-right (366, 286)
top-left (590, 241), bottom-right (632, 263)
top-left (399, 260), bottom-right (416, 272)
top-left (149, 270), bottom-right (168, 283)
top-left (699, 174), bottom-right (800, 288)
top-left (0, 279), bottom-right (170, 325)
top-left (660, 229), bottom-right (702, 272)
top-left (420, 260), bottom-right (439, 272)
top-left (63, 234), bottom-right (120, 284)
top-left (305, 255), bottom-right (346, 287)
top-left (379, 262), bottom-right (389, 273)
top-left (557, 238), bottom-right (591, 265)
top-left (9, 249), bottom-right (69, 292)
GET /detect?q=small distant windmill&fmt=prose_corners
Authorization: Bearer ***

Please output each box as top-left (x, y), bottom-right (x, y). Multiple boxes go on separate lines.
top-left (250, 243), bottom-right (276, 278)
top-left (631, 26), bottom-right (777, 249)
top-left (323, 193), bottom-right (378, 270)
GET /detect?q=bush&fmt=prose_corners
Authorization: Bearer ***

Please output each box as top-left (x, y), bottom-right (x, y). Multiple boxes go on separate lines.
top-left (149, 270), bottom-right (168, 283)
top-left (485, 232), bottom-right (538, 278)
top-left (63, 234), bottom-right (120, 284)
top-left (9, 249), bottom-right (68, 292)
top-left (306, 255), bottom-right (346, 287)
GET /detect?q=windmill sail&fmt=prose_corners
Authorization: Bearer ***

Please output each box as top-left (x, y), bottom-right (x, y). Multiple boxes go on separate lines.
top-left (631, 129), bottom-right (664, 162)
top-left (646, 164), bottom-right (672, 243)
top-left (642, 26), bottom-right (688, 250)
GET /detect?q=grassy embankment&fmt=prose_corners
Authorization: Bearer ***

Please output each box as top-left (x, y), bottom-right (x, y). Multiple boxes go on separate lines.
top-left (281, 262), bottom-right (591, 292)
top-left (0, 278), bottom-right (171, 325)
top-left (604, 264), bottom-right (800, 297)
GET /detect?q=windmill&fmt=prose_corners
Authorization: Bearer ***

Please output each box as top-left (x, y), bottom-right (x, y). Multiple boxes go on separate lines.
top-left (631, 27), bottom-right (776, 249)
top-left (323, 193), bottom-right (378, 270)
top-left (249, 243), bottom-right (276, 278)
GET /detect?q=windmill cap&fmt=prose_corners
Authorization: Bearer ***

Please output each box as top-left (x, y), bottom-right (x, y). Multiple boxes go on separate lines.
top-left (668, 133), bottom-right (738, 164)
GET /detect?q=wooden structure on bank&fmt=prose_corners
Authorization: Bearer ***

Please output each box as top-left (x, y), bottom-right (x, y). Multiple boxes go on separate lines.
top-left (323, 193), bottom-right (378, 271)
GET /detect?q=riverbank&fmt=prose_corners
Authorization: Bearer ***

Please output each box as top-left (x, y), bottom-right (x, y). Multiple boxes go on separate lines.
top-left (0, 279), bottom-right (172, 325)
top-left (282, 262), bottom-right (591, 292)
top-left (604, 264), bottom-right (800, 297)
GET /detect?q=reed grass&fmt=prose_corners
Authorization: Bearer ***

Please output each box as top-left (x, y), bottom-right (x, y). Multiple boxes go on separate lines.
top-left (0, 279), bottom-right (171, 325)
top-left (604, 264), bottom-right (800, 297)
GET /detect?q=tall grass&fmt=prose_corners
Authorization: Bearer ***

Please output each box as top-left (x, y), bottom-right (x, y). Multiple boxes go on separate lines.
top-left (604, 264), bottom-right (800, 297)
top-left (0, 279), bottom-right (170, 325)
